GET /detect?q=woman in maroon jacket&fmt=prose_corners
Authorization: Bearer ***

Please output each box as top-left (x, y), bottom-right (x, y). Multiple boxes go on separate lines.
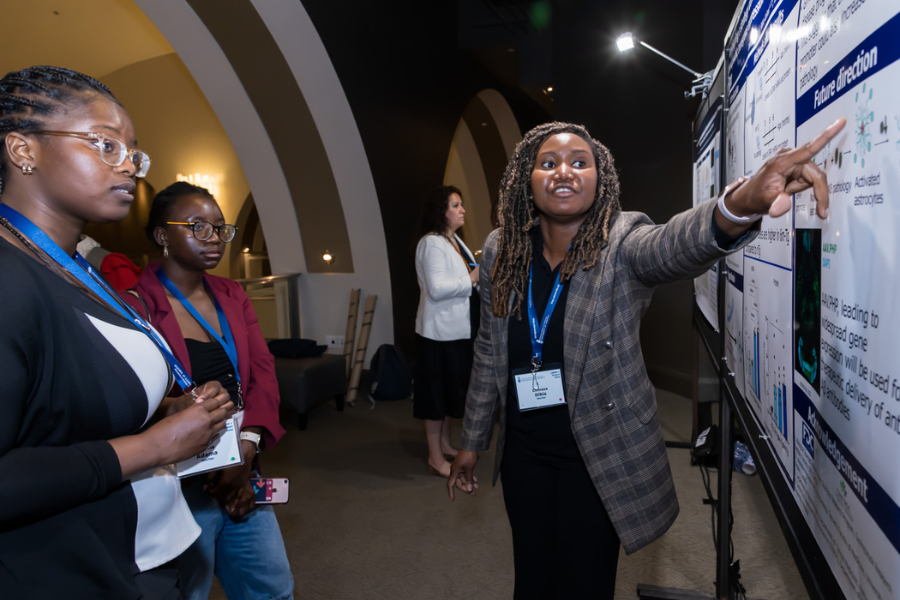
top-left (128, 182), bottom-right (293, 600)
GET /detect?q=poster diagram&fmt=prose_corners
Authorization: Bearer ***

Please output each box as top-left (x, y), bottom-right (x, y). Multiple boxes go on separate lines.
top-left (740, 1), bottom-right (800, 270)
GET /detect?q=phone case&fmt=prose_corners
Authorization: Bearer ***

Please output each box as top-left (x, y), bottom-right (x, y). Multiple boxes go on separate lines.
top-left (250, 477), bottom-right (289, 504)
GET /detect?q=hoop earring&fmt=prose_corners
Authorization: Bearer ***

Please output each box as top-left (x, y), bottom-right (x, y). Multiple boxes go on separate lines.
top-left (163, 244), bottom-right (169, 259)
top-left (21, 165), bottom-right (34, 175)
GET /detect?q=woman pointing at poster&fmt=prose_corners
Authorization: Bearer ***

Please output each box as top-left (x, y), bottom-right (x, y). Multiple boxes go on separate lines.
top-left (448, 116), bottom-right (846, 599)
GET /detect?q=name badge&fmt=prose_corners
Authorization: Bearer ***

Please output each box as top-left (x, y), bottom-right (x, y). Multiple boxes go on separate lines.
top-left (512, 362), bottom-right (566, 411)
top-left (176, 410), bottom-right (245, 478)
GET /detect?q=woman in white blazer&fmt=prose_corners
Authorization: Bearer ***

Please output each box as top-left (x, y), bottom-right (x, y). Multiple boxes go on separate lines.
top-left (414, 186), bottom-right (481, 477)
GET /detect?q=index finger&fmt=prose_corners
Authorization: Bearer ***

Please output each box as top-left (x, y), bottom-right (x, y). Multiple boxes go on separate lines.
top-left (447, 463), bottom-right (460, 501)
top-left (778, 117), bottom-right (846, 166)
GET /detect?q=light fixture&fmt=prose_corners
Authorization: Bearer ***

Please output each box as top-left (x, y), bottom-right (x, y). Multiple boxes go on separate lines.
top-left (242, 247), bottom-right (250, 253)
top-left (615, 31), bottom-right (713, 99)
top-left (322, 250), bottom-right (333, 264)
top-left (546, 86), bottom-right (553, 92)
top-left (616, 32), bottom-right (635, 51)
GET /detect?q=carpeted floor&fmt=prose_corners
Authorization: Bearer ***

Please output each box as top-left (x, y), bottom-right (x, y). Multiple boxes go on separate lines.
top-left (209, 389), bottom-right (808, 599)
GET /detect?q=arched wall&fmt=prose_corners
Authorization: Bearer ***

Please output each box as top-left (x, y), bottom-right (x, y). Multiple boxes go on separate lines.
top-left (445, 89), bottom-right (521, 253)
top-left (134, 0), bottom-right (393, 353)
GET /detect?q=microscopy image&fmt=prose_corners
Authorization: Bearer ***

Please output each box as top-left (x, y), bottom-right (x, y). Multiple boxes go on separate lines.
top-left (794, 228), bottom-right (821, 393)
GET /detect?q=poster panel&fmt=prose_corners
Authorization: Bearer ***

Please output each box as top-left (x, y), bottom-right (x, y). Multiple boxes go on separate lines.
top-left (694, 102), bottom-right (723, 331)
top-left (722, 0), bottom-right (900, 597)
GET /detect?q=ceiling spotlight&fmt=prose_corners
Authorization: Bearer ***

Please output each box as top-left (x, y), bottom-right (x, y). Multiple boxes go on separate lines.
top-left (322, 250), bottom-right (333, 264)
top-left (546, 86), bottom-right (553, 92)
top-left (242, 247), bottom-right (250, 253)
top-left (616, 32), bottom-right (635, 52)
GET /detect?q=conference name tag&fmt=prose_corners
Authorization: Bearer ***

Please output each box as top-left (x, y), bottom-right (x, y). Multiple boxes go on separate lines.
top-left (513, 364), bottom-right (566, 411)
top-left (176, 410), bottom-right (245, 478)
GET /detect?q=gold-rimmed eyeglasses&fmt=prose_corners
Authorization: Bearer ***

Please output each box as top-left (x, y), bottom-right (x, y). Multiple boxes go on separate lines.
top-left (166, 221), bottom-right (238, 243)
top-left (31, 130), bottom-right (151, 178)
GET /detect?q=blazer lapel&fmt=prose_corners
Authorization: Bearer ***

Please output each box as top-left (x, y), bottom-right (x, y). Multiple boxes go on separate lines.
top-left (563, 244), bottom-right (612, 409)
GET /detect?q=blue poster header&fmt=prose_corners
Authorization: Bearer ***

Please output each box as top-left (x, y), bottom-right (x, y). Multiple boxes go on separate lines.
top-left (796, 11), bottom-right (900, 126)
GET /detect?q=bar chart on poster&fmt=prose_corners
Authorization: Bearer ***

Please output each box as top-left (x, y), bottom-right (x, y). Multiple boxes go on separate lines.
top-left (713, 0), bottom-right (900, 598)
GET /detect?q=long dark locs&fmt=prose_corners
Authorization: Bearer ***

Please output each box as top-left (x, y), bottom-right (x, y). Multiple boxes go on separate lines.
top-left (491, 122), bottom-right (621, 319)
top-left (0, 65), bottom-right (119, 195)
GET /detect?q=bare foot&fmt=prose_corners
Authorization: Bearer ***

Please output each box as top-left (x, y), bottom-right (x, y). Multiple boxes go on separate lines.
top-left (426, 459), bottom-right (451, 477)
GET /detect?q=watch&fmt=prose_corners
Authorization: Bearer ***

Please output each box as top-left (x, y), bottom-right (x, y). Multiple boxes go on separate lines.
top-left (240, 431), bottom-right (262, 454)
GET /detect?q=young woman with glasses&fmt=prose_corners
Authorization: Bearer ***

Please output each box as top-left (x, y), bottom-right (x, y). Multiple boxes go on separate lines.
top-left (0, 66), bottom-right (234, 598)
top-left (126, 182), bottom-right (294, 600)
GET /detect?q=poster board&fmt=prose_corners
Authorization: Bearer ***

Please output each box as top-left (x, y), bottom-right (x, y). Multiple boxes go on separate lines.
top-left (693, 98), bottom-right (724, 331)
top-left (705, 1), bottom-right (900, 598)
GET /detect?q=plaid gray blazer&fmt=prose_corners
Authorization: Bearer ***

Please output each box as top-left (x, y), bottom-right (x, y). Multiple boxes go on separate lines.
top-left (460, 198), bottom-right (758, 555)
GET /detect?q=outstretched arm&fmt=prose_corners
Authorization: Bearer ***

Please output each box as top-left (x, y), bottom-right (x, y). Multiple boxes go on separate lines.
top-left (715, 117), bottom-right (846, 236)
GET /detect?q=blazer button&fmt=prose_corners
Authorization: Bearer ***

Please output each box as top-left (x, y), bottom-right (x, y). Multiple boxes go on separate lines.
top-left (605, 402), bottom-right (615, 410)
top-left (604, 341), bottom-right (613, 349)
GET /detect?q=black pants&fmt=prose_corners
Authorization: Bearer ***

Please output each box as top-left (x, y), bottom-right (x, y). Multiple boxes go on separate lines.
top-left (501, 453), bottom-right (620, 599)
top-left (134, 560), bottom-right (182, 600)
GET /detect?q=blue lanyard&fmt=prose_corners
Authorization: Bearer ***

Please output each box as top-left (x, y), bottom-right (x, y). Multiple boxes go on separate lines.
top-left (156, 270), bottom-right (243, 405)
top-left (0, 202), bottom-right (194, 393)
top-left (527, 264), bottom-right (564, 370)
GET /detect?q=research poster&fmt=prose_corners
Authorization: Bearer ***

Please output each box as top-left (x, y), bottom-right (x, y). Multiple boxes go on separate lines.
top-left (724, 0), bottom-right (900, 597)
top-left (693, 101), bottom-right (722, 331)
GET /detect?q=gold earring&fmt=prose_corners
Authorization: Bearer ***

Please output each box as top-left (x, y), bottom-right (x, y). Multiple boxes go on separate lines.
top-left (21, 165), bottom-right (34, 175)
top-left (163, 244), bottom-right (169, 258)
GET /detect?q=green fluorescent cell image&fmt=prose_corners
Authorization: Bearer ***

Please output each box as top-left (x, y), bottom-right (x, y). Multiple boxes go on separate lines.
top-left (794, 229), bottom-right (821, 393)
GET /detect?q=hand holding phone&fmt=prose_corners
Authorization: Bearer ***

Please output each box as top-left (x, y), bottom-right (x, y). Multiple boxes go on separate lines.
top-left (250, 477), bottom-right (290, 504)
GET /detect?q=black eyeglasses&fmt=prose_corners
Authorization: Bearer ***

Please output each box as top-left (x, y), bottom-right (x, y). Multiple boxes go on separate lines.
top-left (166, 221), bottom-right (237, 242)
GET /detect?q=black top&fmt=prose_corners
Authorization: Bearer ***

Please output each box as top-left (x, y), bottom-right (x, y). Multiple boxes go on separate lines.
top-left (185, 337), bottom-right (240, 402)
top-left (505, 228), bottom-right (582, 462)
top-left (0, 237), bottom-right (185, 599)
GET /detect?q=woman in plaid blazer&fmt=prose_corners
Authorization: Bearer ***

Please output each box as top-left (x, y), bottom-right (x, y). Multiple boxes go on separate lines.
top-left (447, 119), bottom-right (845, 599)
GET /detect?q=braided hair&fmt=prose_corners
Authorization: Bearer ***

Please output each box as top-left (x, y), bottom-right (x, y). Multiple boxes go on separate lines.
top-left (0, 66), bottom-right (119, 195)
top-left (491, 122), bottom-right (621, 318)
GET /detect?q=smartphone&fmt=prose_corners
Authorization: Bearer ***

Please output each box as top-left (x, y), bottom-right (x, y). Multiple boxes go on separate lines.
top-left (250, 477), bottom-right (290, 504)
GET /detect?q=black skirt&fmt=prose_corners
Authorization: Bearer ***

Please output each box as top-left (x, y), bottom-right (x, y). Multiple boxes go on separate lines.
top-left (413, 333), bottom-right (473, 420)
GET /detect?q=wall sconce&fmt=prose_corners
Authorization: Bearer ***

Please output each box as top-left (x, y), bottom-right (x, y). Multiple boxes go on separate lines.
top-left (322, 250), bottom-right (333, 265)
top-left (176, 172), bottom-right (222, 198)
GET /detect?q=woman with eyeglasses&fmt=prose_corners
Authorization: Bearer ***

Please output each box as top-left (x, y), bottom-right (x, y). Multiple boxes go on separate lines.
top-left (0, 66), bottom-right (234, 598)
top-left (126, 182), bottom-right (294, 600)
